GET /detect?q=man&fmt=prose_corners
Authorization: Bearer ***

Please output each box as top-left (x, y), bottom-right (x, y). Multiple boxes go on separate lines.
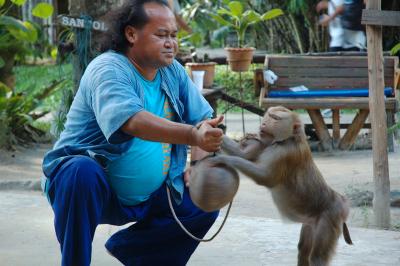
top-left (41, 0), bottom-right (223, 265)
top-left (317, 0), bottom-right (366, 51)
top-left (316, 0), bottom-right (345, 52)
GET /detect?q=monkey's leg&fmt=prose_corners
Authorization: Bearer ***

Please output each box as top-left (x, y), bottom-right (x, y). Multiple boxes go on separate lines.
top-left (310, 214), bottom-right (340, 266)
top-left (298, 224), bottom-right (313, 266)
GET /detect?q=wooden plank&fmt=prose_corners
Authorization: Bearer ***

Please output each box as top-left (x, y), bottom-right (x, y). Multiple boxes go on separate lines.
top-left (305, 123), bottom-right (372, 130)
top-left (338, 110), bottom-right (369, 150)
top-left (332, 109), bottom-right (340, 148)
top-left (362, 10), bottom-right (400, 27)
top-left (366, 0), bottom-right (390, 229)
top-left (272, 77), bottom-right (387, 89)
top-left (253, 69), bottom-right (264, 97)
top-left (270, 66), bottom-right (394, 78)
top-left (260, 97), bottom-right (397, 110)
top-left (308, 110), bottom-right (332, 151)
top-left (180, 54), bottom-right (265, 65)
top-left (267, 56), bottom-right (397, 68)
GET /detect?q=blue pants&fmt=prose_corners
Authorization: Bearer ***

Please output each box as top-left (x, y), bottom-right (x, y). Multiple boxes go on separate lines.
top-left (46, 156), bottom-right (219, 266)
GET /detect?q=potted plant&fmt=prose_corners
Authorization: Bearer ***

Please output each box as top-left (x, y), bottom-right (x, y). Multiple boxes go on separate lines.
top-left (179, 31), bottom-right (217, 88)
top-left (186, 51), bottom-right (217, 88)
top-left (210, 1), bottom-right (283, 72)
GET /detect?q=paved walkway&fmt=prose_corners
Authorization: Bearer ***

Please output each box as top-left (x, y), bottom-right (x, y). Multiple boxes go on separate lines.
top-left (1, 191), bottom-right (399, 266)
top-left (1, 112), bottom-right (400, 265)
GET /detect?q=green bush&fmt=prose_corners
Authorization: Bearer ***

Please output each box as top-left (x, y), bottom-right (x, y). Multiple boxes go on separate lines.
top-left (0, 79), bottom-right (66, 149)
top-left (214, 64), bottom-right (260, 113)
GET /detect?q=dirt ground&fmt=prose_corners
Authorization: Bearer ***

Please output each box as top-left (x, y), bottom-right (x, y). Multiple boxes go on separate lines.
top-left (1, 140), bottom-right (399, 231)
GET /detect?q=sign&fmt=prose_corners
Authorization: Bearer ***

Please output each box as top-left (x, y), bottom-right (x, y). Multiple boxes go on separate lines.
top-left (58, 15), bottom-right (107, 31)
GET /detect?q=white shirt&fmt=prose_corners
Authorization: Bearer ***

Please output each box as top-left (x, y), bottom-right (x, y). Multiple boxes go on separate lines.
top-left (328, 0), bottom-right (344, 48)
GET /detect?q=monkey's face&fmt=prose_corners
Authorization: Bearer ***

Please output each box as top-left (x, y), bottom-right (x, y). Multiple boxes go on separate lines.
top-left (261, 106), bottom-right (296, 142)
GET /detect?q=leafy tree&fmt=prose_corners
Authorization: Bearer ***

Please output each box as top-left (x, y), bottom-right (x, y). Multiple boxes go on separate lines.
top-left (0, 0), bottom-right (53, 87)
top-left (0, 0), bottom-right (56, 149)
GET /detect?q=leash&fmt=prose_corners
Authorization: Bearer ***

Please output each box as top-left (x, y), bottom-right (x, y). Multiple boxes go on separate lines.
top-left (167, 123), bottom-right (232, 242)
top-left (166, 186), bottom-right (232, 242)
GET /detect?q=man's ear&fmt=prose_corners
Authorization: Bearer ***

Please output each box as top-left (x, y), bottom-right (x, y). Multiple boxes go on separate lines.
top-left (125, 25), bottom-right (137, 45)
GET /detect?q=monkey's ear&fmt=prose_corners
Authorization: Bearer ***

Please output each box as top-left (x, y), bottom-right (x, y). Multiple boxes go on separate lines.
top-left (293, 122), bottom-right (302, 135)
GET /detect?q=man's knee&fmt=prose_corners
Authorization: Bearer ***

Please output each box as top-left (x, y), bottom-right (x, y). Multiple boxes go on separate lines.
top-left (58, 156), bottom-right (108, 195)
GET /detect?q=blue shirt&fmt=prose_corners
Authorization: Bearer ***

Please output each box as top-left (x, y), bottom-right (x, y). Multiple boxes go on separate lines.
top-left (42, 51), bottom-right (213, 204)
top-left (106, 70), bottom-right (174, 206)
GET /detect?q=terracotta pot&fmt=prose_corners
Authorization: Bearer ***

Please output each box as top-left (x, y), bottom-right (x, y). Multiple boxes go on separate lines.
top-left (189, 158), bottom-right (240, 212)
top-left (225, 47), bottom-right (255, 72)
top-left (186, 62), bottom-right (217, 88)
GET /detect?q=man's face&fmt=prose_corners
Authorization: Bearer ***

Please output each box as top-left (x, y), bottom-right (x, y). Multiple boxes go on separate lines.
top-left (130, 3), bottom-right (178, 68)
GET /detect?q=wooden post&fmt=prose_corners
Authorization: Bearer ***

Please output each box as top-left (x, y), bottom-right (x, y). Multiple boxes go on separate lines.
top-left (338, 109), bottom-right (369, 150)
top-left (307, 110), bottom-right (332, 152)
top-left (332, 109), bottom-right (340, 148)
top-left (365, 0), bottom-right (391, 228)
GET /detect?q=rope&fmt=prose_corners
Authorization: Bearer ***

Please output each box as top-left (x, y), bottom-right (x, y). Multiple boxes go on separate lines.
top-left (166, 186), bottom-right (232, 242)
top-left (74, 15), bottom-right (94, 73)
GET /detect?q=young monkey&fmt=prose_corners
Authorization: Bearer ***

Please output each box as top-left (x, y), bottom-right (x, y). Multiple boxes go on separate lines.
top-left (210, 106), bottom-right (352, 266)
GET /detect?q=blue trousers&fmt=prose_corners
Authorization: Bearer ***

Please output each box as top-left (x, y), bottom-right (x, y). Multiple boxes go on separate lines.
top-left (46, 156), bottom-right (219, 266)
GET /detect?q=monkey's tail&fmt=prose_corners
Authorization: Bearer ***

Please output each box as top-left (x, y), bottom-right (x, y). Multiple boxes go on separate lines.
top-left (343, 223), bottom-right (353, 245)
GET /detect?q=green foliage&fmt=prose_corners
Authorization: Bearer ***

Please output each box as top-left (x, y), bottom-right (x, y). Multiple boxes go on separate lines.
top-left (0, 0), bottom-right (54, 66)
top-left (0, 79), bottom-right (66, 149)
top-left (32, 2), bottom-right (53, 18)
top-left (391, 43), bottom-right (400, 56)
top-left (214, 65), bottom-right (259, 113)
top-left (208, 1), bottom-right (283, 47)
top-left (14, 64), bottom-right (73, 110)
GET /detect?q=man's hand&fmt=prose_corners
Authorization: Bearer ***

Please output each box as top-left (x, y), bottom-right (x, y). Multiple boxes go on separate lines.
top-left (319, 14), bottom-right (331, 27)
top-left (192, 116), bottom-right (224, 152)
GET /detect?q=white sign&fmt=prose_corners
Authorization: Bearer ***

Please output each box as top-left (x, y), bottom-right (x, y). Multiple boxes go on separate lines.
top-left (58, 15), bottom-right (107, 31)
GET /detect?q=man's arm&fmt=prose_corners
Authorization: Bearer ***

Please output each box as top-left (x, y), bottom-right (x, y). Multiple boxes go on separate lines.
top-left (121, 111), bottom-right (223, 152)
top-left (318, 4), bottom-right (344, 26)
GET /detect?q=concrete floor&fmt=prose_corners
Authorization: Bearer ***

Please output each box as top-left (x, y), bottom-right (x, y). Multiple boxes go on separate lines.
top-left (1, 112), bottom-right (400, 265)
top-left (1, 191), bottom-right (400, 266)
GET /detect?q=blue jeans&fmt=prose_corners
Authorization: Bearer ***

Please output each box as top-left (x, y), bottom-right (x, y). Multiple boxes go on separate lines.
top-left (46, 156), bottom-right (218, 266)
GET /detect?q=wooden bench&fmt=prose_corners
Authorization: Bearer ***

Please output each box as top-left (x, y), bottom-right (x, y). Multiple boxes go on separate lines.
top-left (258, 55), bottom-right (399, 151)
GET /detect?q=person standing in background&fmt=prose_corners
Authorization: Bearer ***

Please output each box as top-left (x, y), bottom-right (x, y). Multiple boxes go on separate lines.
top-left (317, 0), bottom-right (366, 52)
top-left (341, 0), bottom-right (367, 51)
top-left (317, 0), bottom-right (345, 52)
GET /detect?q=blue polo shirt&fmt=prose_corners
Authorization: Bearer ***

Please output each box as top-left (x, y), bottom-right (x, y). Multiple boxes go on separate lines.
top-left (106, 70), bottom-right (174, 205)
top-left (42, 51), bottom-right (213, 204)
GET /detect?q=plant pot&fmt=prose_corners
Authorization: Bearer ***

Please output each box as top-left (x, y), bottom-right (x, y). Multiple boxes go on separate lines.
top-left (186, 62), bottom-right (217, 88)
top-left (225, 47), bottom-right (255, 72)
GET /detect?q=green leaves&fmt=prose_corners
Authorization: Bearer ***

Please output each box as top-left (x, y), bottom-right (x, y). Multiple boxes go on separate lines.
top-left (228, 1), bottom-right (243, 17)
top-left (243, 10), bottom-right (261, 25)
top-left (0, 56), bottom-right (4, 69)
top-left (32, 2), bottom-right (54, 19)
top-left (210, 1), bottom-right (283, 47)
top-left (391, 43), bottom-right (400, 56)
top-left (0, 15), bottom-right (27, 31)
top-left (0, 82), bottom-right (11, 97)
top-left (0, 16), bottom-right (37, 42)
top-left (261, 9), bottom-right (284, 21)
top-left (10, 0), bottom-right (27, 6)
top-left (0, 0), bottom-right (5, 8)
top-left (8, 21), bottom-right (37, 42)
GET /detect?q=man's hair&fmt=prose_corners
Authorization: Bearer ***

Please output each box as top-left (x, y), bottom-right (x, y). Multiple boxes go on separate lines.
top-left (99, 0), bottom-right (169, 53)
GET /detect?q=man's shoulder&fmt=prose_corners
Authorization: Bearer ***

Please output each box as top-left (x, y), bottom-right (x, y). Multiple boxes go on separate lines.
top-left (89, 51), bottom-right (131, 71)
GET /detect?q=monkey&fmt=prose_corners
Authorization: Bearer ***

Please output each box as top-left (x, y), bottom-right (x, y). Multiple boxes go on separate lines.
top-left (209, 106), bottom-right (353, 266)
